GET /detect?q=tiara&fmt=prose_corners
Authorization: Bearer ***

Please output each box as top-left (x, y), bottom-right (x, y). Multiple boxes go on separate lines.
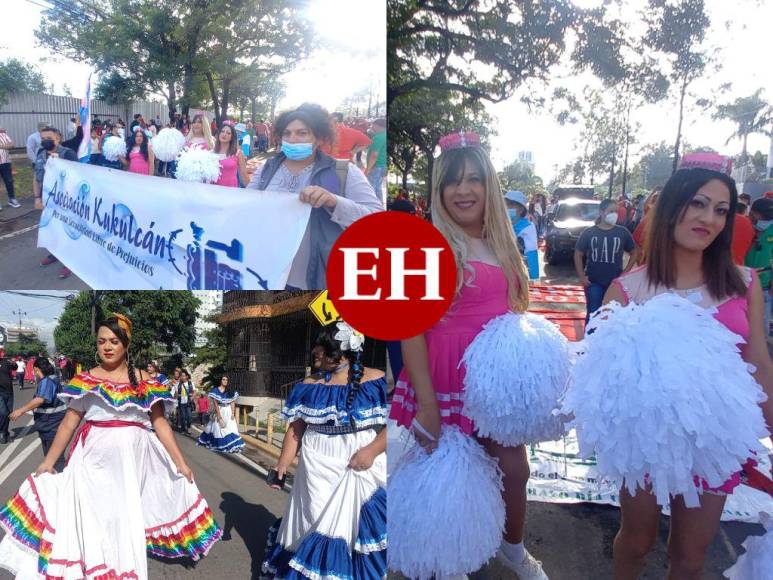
top-left (438, 130), bottom-right (481, 153)
top-left (679, 152), bottom-right (733, 175)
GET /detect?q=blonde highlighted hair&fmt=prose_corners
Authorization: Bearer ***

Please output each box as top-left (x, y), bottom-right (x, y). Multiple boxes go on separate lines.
top-left (186, 114), bottom-right (214, 150)
top-left (431, 147), bottom-right (529, 312)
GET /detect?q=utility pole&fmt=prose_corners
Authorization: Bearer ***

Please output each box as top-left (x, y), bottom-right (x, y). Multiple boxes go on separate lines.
top-left (12, 308), bottom-right (26, 340)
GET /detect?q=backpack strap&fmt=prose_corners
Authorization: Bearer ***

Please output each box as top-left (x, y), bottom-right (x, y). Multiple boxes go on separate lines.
top-left (334, 159), bottom-right (349, 195)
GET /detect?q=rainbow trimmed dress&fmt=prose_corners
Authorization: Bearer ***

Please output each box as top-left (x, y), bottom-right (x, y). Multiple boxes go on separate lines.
top-left (196, 389), bottom-right (245, 453)
top-left (261, 375), bottom-right (388, 579)
top-left (0, 372), bottom-right (222, 579)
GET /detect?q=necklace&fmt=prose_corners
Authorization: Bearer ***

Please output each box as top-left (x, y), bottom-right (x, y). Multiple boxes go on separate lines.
top-left (313, 362), bottom-right (350, 383)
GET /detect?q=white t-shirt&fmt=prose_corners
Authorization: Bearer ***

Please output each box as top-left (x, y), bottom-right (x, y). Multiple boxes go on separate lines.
top-left (16, 361), bottom-right (25, 373)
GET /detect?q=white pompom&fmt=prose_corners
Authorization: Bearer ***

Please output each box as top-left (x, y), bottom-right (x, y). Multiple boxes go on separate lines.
top-left (102, 136), bottom-right (127, 162)
top-left (151, 128), bottom-right (186, 162)
top-left (724, 512), bottom-right (773, 579)
top-left (388, 426), bottom-right (505, 579)
top-left (175, 147), bottom-right (221, 183)
top-left (460, 312), bottom-right (571, 446)
top-left (561, 293), bottom-right (768, 508)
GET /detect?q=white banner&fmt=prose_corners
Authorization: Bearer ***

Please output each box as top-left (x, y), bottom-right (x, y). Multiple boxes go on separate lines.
top-left (388, 423), bottom-right (773, 524)
top-left (37, 158), bottom-right (311, 289)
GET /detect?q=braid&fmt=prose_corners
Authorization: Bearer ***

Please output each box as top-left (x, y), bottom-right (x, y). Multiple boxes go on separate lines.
top-left (345, 351), bottom-right (364, 429)
top-left (126, 353), bottom-right (139, 387)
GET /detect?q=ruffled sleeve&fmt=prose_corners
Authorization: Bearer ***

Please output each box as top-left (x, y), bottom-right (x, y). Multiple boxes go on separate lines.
top-left (60, 373), bottom-right (174, 413)
top-left (282, 377), bottom-right (388, 428)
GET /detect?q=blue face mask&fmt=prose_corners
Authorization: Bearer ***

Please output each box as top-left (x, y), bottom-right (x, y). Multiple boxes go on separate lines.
top-left (281, 141), bottom-right (314, 161)
top-left (507, 208), bottom-right (519, 221)
top-left (755, 219), bottom-right (771, 232)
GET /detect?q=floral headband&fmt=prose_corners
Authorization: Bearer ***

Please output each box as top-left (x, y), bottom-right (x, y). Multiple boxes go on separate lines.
top-left (334, 321), bottom-right (364, 353)
top-left (112, 312), bottom-right (133, 342)
top-left (438, 130), bottom-right (481, 153)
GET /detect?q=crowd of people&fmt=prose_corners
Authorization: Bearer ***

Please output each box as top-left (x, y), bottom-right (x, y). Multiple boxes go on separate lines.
top-left (387, 130), bottom-right (773, 580)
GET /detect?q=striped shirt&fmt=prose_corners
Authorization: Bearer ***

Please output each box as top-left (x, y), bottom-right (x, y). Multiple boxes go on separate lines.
top-left (0, 132), bottom-right (12, 165)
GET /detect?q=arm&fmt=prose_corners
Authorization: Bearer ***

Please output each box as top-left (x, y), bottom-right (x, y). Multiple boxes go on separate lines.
top-left (623, 231), bottom-right (637, 272)
top-left (35, 407), bottom-right (84, 475)
top-left (148, 143), bottom-right (155, 172)
top-left (237, 150), bottom-right (249, 185)
top-left (0, 136), bottom-right (13, 149)
top-left (10, 397), bottom-right (46, 421)
top-left (365, 149), bottom-right (378, 174)
top-left (150, 403), bottom-right (194, 482)
top-left (744, 276), bottom-right (773, 447)
top-left (275, 419), bottom-right (306, 478)
top-left (349, 427), bottom-right (387, 471)
top-left (574, 250), bottom-right (589, 286)
top-left (401, 334), bottom-right (441, 448)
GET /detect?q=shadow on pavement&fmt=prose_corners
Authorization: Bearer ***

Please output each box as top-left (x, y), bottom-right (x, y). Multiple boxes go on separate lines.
top-left (219, 491), bottom-right (277, 580)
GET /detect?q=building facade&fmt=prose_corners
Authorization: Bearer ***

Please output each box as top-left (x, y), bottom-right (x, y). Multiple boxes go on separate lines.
top-left (219, 291), bottom-right (386, 399)
top-left (193, 291), bottom-right (223, 347)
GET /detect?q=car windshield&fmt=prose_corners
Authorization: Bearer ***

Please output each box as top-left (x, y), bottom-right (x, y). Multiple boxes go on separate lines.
top-left (555, 202), bottom-right (599, 222)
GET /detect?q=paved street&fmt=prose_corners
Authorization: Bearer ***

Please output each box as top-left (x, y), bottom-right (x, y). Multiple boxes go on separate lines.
top-left (0, 382), bottom-right (289, 580)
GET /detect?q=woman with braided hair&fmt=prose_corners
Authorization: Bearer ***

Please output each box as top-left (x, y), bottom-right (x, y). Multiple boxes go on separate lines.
top-left (0, 313), bottom-right (222, 579)
top-left (261, 321), bottom-right (387, 579)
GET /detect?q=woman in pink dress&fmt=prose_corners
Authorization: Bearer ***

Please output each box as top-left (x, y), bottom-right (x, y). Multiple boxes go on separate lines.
top-left (185, 114), bottom-right (213, 150)
top-left (212, 124), bottom-right (248, 187)
top-left (605, 159), bottom-right (773, 579)
top-left (121, 128), bottom-right (154, 176)
top-left (390, 131), bottom-right (547, 579)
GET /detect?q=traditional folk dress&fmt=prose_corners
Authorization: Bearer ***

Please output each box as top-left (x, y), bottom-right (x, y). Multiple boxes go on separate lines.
top-left (196, 389), bottom-right (245, 453)
top-left (261, 376), bottom-right (388, 579)
top-left (0, 372), bottom-right (222, 579)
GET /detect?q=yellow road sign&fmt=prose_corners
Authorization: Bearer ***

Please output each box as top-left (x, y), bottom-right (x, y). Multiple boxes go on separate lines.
top-left (309, 290), bottom-right (340, 326)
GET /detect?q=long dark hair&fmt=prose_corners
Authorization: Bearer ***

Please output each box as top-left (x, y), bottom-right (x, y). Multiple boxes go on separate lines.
top-left (644, 167), bottom-right (747, 301)
top-left (96, 316), bottom-right (139, 387)
top-left (312, 326), bottom-right (364, 425)
top-left (126, 129), bottom-right (149, 161)
top-left (33, 357), bottom-right (56, 377)
top-left (213, 125), bottom-right (238, 157)
top-left (273, 103), bottom-right (334, 147)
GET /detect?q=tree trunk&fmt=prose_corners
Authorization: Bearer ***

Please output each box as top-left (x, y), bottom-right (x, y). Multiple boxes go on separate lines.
top-left (608, 141), bottom-right (617, 199)
top-left (621, 112), bottom-right (631, 197)
top-left (741, 132), bottom-right (748, 163)
top-left (181, 62), bottom-right (193, 117)
top-left (672, 76), bottom-right (688, 175)
top-left (221, 80), bottom-right (231, 123)
top-left (426, 150), bottom-right (435, 211)
top-left (251, 97), bottom-right (257, 123)
top-left (206, 73), bottom-right (221, 125)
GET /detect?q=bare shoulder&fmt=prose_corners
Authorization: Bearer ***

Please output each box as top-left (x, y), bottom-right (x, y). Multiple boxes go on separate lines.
top-left (361, 367), bottom-right (385, 382)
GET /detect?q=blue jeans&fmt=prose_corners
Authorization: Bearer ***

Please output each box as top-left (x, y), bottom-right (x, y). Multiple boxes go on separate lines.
top-left (367, 167), bottom-right (386, 199)
top-left (178, 404), bottom-right (192, 431)
top-left (584, 282), bottom-right (609, 324)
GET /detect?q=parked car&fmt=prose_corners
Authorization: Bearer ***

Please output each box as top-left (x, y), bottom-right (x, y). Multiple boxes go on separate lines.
top-left (544, 197), bottom-right (600, 265)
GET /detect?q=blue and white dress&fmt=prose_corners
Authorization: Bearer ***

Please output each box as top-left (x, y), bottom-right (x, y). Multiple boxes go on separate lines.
top-left (261, 375), bottom-right (388, 579)
top-left (196, 389), bottom-right (245, 453)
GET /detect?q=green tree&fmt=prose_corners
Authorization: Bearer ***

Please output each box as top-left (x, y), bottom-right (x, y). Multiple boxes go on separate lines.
top-left (499, 159), bottom-right (547, 199)
top-left (644, 0), bottom-right (713, 173)
top-left (0, 58), bottom-right (49, 105)
top-left (4, 334), bottom-right (48, 358)
top-left (713, 89), bottom-right (772, 162)
top-left (192, 318), bottom-right (226, 389)
top-left (54, 291), bottom-right (200, 369)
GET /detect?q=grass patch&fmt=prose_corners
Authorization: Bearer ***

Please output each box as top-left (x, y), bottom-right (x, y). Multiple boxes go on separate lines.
top-left (1, 163), bottom-right (34, 200)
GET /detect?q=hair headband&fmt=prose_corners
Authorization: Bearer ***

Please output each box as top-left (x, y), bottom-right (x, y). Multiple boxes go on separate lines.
top-left (438, 130), bottom-right (482, 153)
top-left (112, 312), bottom-right (133, 342)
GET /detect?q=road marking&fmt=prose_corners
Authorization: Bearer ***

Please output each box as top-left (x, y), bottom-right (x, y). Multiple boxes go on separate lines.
top-left (0, 224), bottom-right (38, 241)
top-left (0, 423), bottom-right (36, 472)
top-left (0, 437), bottom-right (41, 487)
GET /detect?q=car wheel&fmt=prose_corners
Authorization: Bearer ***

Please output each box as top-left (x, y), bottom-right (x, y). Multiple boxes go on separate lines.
top-left (546, 243), bottom-right (560, 265)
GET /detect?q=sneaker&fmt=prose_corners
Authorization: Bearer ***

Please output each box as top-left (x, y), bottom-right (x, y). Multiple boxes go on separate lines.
top-left (58, 267), bottom-right (72, 279)
top-left (40, 255), bottom-right (58, 266)
top-left (497, 548), bottom-right (548, 580)
top-left (7, 199), bottom-right (20, 208)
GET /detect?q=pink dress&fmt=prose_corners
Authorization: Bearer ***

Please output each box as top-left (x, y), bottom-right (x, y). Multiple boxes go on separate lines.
top-left (613, 264), bottom-right (757, 494)
top-left (390, 261), bottom-right (512, 435)
top-left (215, 155), bottom-right (239, 187)
top-left (127, 150), bottom-right (150, 175)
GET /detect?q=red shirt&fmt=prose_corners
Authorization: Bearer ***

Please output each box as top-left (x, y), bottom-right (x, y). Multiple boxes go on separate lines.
top-left (732, 214), bottom-right (755, 265)
top-left (633, 214), bottom-right (649, 248)
top-left (197, 396), bottom-right (210, 413)
top-left (321, 125), bottom-right (371, 160)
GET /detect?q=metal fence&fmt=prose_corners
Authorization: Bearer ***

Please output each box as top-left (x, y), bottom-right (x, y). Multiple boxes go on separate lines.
top-left (0, 92), bottom-right (170, 146)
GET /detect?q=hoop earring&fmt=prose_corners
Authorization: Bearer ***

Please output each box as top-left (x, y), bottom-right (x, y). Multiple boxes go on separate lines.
top-left (94, 350), bottom-right (101, 365)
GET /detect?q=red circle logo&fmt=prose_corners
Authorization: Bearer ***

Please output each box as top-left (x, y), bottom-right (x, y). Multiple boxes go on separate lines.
top-left (327, 212), bottom-right (457, 340)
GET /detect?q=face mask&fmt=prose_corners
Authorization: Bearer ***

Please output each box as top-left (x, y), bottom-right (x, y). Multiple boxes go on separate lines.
top-left (281, 141), bottom-right (314, 161)
top-left (41, 139), bottom-right (56, 151)
top-left (604, 213), bottom-right (618, 225)
top-left (754, 219), bottom-right (771, 231)
top-left (507, 208), bottom-right (519, 221)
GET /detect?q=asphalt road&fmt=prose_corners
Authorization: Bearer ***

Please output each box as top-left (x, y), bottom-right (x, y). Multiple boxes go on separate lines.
top-left (0, 382), bottom-right (289, 580)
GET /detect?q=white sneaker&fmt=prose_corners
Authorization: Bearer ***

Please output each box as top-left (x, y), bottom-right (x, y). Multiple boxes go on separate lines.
top-left (8, 199), bottom-right (20, 208)
top-left (496, 548), bottom-right (548, 580)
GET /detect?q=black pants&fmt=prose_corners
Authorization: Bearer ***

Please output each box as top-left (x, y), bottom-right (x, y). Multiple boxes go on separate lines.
top-left (17, 372), bottom-right (24, 388)
top-left (40, 437), bottom-right (66, 473)
top-left (0, 162), bottom-right (16, 200)
top-left (0, 390), bottom-right (13, 437)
